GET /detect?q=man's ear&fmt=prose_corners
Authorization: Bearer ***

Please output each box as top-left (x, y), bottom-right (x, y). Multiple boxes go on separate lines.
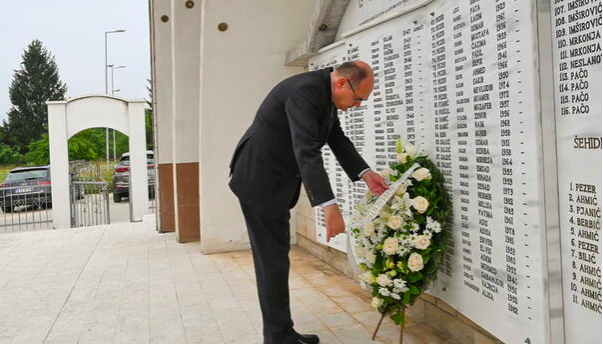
top-left (336, 77), bottom-right (347, 88)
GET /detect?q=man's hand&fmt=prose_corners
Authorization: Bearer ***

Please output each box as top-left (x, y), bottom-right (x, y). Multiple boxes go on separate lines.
top-left (324, 204), bottom-right (345, 243)
top-left (362, 170), bottom-right (388, 196)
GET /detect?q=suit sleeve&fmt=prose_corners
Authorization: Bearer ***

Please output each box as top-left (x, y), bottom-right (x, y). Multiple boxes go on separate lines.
top-left (285, 90), bottom-right (334, 207)
top-left (327, 115), bottom-right (370, 182)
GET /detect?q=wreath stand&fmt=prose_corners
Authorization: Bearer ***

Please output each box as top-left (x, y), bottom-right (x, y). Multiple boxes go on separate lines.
top-left (371, 305), bottom-right (406, 343)
top-left (344, 163), bottom-right (420, 344)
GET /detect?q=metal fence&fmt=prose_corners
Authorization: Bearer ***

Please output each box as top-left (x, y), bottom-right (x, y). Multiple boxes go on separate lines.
top-left (149, 182), bottom-right (157, 211)
top-left (71, 181), bottom-right (110, 227)
top-left (0, 185), bottom-right (53, 232)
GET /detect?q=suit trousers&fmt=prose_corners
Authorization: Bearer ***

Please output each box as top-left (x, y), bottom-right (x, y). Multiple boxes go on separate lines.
top-left (240, 201), bottom-right (295, 344)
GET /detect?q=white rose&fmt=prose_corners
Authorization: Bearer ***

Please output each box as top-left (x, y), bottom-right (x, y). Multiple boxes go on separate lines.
top-left (376, 274), bottom-right (392, 287)
top-left (411, 167), bottom-right (432, 181)
top-left (382, 237), bottom-right (399, 255)
top-left (412, 196), bottom-right (429, 213)
top-left (395, 183), bottom-right (407, 195)
top-left (386, 215), bottom-right (403, 230)
top-left (365, 252), bottom-right (376, 264)
top-left (371, 297), bottom-right (383, 309)
top-left (397, 153), bottom-right (408, 163)
top-left (415, 235), bottom-right (431, 250)
top-left (408, 252), bottom-right (424, 272)
top-left (378, 288), bottom-right (390, 297)
top-left (390, 293), bottom-right (401, 300)
top-left (364, 222), bottom-right (375, 237)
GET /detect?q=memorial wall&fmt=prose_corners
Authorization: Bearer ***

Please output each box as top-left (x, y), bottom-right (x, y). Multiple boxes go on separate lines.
top-left (551, 0), bottom-right (602, 343)
top-left (309, 0), bottom-right (601, 343)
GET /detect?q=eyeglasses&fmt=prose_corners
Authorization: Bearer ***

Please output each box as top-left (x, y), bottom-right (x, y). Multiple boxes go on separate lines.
top-left (345, 77), bottom-right (367, 103)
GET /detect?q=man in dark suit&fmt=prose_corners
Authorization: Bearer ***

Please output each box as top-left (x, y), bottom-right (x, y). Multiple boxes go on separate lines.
top-left (229, 61), bottom-right (387, 344)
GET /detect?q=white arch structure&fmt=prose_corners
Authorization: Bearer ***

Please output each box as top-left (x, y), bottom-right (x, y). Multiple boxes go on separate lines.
top-left (47, 95), bottom-right (148, 228)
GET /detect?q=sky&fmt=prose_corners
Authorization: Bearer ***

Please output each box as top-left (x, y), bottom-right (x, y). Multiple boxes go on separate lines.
top-left (0, 1), bottom-right (151, 123)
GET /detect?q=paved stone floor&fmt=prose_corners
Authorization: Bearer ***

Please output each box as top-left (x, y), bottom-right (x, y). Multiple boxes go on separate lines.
top-left (0, 219), bottom-right (457, 344)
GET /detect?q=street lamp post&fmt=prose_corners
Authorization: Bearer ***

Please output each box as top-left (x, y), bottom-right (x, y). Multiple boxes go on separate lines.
top-left (110, 64), bottom-right (125, 95)
top-left (109, 64), bottom-right (126, 160)
top-left (104, 29), bottom-right (125, 166)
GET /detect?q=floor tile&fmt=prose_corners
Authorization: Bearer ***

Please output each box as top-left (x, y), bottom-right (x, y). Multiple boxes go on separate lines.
top-left (0, 218), bottom-right (459, 344)
top-left (316, 311), bottom-right (359, 329)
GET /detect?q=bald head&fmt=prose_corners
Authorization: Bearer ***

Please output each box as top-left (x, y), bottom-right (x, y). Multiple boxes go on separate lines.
top-left (331, 61), bottom-right (375, 111)
top-left (335, 61), bottom-right (374, 88)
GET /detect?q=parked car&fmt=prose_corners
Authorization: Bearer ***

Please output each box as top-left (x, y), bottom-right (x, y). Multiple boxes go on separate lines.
top-left (112, 151), bottom-right (156, 202)
top-left (0, 166), bottom-right (52, 213)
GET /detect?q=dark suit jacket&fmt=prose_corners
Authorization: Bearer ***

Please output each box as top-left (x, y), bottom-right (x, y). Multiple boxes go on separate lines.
top-left (228, 67), bottom-right (369, 219)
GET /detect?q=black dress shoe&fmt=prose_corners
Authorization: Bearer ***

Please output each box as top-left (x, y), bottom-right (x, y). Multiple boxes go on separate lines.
top-left (292, 331), bottom-right (320, 344)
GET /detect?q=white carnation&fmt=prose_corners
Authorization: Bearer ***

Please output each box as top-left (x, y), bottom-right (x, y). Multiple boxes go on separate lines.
top-left (397, 246), bottom-right (410, 256)
top-left (393, 279), bottom-right (409, 293)
top-left (427, 216), bottom-right (442, 233)
top-left (378, 288), bottom-right (391, 297)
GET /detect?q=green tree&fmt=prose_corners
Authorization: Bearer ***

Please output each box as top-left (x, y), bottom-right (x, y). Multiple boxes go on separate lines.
top-left (24, 129), bottom-right (110, 166)
top-left (68, 129), bottom-right (103, 161)
top-left (23, 134), bottom-right (49, 166)
top-left (1, 40), bottom-right (67, 153)
top-left (0, 143), bottom-right (24, 165)
top-left (145, 109), bottom-right (154, 150)
top-left (146, 79), bottom-right (155, 150)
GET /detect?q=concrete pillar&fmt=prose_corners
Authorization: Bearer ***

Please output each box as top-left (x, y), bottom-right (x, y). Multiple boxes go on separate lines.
top-left (128, 101), bottom-right (149, 221)
top-left (171, 0), bottom-right (201, 243)
top-left (197, 0), bottom-right (316, 253)
top-left (150, 0), bottom-right (176, 233)
top-left (47, 102), bottom-right (70, 229)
